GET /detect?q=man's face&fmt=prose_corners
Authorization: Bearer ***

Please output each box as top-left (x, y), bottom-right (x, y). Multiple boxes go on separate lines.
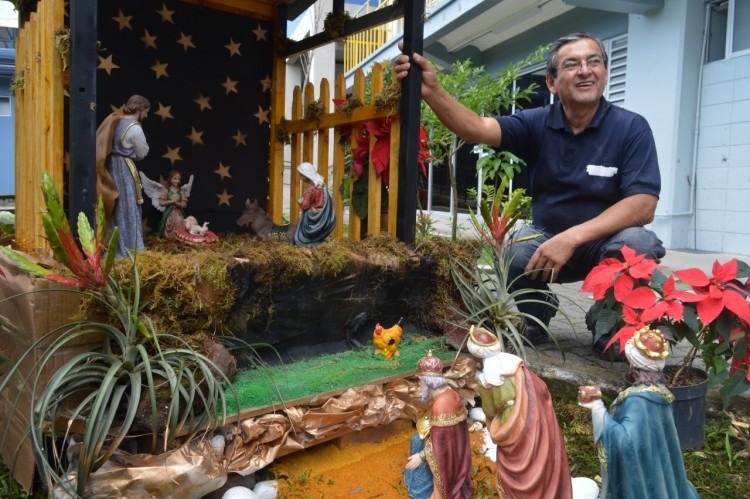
top-left (138, 108), bottom-right (150, 122)
top-left (546, 38), bottom-right (608, 109)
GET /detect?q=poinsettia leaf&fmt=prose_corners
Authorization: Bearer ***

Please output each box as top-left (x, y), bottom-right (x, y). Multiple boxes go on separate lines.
top-left (641, 301), bottom-right (668, 322)
top-left (622, 305), bottom-right (639, 325)
top-left (628, 258), bottom-right (657, 280)
top-left (612, 274), bottom-right (635, 301)
top-left (719, 372), bottom-right (750, 409)
top-left (581, 266), bottom-right (622, 299)
top-left (650, 268), bottom-right (669, 292)
top-left (722, 289), bottom-right (750, 325)
top-left (593, 308), bottom-right (620, 342)
top-left (708, 284), bottom-right (723, 300)
top-left (713, 259), bottom-right (737, 283)
top-left (620, 286), bottom-right (657, 309)
top-left (674, 268), bottom-right (710, 287)
top-left (606, 325), bottom-right (638, 353)
top-left (735, 259), bottom-right (750, 279)
top-left (665, 300), bottom-right (684, 321)
top-left (681, 305), bottom-right (700, 333)
top-left (696, 297), bottom-right (723, 326)
top-left (619, 245), bottom-right (636, 262)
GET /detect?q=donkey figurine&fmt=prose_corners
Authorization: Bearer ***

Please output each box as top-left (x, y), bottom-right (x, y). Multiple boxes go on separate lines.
top-left (236, 199), bottom-right (296, 241)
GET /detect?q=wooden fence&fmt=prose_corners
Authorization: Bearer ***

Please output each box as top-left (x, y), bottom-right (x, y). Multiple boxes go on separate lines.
top-left (275, 63), bottom-right (401, 241)
top-left (13, 0), bottom-right (65, 254)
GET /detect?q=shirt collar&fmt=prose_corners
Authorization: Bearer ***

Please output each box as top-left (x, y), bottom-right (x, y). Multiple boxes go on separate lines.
top-left (548, 97), bottom-right (610, 132)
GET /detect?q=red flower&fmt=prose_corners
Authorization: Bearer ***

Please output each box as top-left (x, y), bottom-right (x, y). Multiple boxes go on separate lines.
top-left (605, 305), bottom-right (648, 353)
top-left (581, 245), bottom-right (657, 300)
top-left (673, 260), bottom-right (750, 326)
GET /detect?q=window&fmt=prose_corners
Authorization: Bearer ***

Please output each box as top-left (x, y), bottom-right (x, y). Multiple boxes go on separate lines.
top-left (707, 0), bottom-right (750, 62)
top-left (0, 96), bottom-right (10, 116)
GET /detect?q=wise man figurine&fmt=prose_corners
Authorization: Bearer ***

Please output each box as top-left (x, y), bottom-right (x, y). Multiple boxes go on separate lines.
top-left (579, 326), bottom-right (700, 499)
top-left (403, 351), bottom-right (473, 499)
top-left (467, 325), bottom-right (576, 499)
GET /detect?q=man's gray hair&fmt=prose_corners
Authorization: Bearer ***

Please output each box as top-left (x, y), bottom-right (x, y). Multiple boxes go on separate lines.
top-left (546, 32), bottom-right (608, 78)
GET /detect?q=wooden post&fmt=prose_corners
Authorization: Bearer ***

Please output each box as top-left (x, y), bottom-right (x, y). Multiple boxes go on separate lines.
top-left (68, 0), bottom-right (98, 234)
top-left (396, 0), bottom-right (424, 244)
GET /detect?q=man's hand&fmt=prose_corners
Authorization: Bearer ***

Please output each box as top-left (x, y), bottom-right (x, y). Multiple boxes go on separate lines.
top-left (524, 231), bottom-right (578, 283)
top-left (394, 42), bottom-right (440, 99)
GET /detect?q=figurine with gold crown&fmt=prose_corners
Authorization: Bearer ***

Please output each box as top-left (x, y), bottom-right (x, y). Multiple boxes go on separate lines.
top-left (579, 326), bottom-right (700, 499)
top-left (403, 351), bottom-right (473, 499)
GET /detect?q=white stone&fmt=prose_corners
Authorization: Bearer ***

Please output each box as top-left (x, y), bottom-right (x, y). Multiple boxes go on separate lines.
top-left (222, 486), bottom-right (256, 499)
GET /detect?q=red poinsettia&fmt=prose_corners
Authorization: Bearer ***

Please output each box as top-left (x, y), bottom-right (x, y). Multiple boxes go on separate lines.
top-left (582, 244), bottom-right (750, 407)
top-left (672, 260), bottom-right (750, 327)
top-left (581, 245), bottom-right (658, 300)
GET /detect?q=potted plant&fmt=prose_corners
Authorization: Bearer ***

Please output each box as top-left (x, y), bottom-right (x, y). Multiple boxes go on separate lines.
top-left (0, 172), bottom-right (235, 496)
top-left (450, 178), bottom-right (570, 357)
top-left (582, 245), bottom-right (750, 446)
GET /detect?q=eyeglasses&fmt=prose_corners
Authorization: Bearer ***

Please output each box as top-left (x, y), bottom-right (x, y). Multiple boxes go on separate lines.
top-left (559, 55), bottom-right (604, 73)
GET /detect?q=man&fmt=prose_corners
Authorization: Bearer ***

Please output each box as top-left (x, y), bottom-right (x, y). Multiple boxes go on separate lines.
top-left (394, 33), bottom-right (665, 352)
top-left (96, 94), bottom-right (151, 258)
top-left (403, 351), bottom-right (473, 499)
top-left (579, 327), bottom-right (699, 498)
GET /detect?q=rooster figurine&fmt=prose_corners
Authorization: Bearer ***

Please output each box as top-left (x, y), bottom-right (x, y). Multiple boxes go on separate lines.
top-left (373, 317), bottom-right (404, 360)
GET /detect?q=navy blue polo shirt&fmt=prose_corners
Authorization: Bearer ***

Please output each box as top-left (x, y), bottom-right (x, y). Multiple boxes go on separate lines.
top-left (496, 97), bottom-right (660, 235)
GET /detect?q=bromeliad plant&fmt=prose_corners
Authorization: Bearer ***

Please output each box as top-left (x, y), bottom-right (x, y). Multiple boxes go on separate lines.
top-left (582, 245), bottom-right (750, 408)
top-left (451, 178), bottom-right (566, 357)
top-left (0, 172), bottom-right (233, 497)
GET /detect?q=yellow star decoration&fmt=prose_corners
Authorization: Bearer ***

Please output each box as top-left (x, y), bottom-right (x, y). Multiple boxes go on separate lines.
top-left (260, 74), bottom-right (272, 92)
top-left (217, 189), bottom-right (234, 206)
top-left (254, 106), bottom-right (270, 125)
top-left (187, 127), bottom-right (204, 146)
top-left (156, 3), bottom-right (175, 24)
top-left (222, 77), bottom-right (239, 95)
top-left (97, 54), bottom-right (120, 75)
top-left (162, 146), bottom-right (183, 165)
top-left (110, 103), bottom-right (125, 114)
top-left (140, 29), bottom-right (158, 50)
top-left (154, 102), bottom-right (174, 121)
top-left (225, 38), bottom-right (242, 57)
top-left (252, 24), bottom-right (267, 42)
top-left (150, 59), bottom-right (169, 79)
top-left (214, 162), bottom-right (232, 180)
top-left (112, 9), bottom-right (133, 30)
top-left (177, 32), bottom-right (196, 51)
top-left (232, 129), bottom-right (247, 146)
top-left (194, 94), bottom-right (212, 111)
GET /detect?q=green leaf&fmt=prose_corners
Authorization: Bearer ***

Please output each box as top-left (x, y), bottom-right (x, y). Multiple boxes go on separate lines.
top-left (0, 245), bottom-right (52, 278)
top-left (78, 211), bottom-right (96, 255)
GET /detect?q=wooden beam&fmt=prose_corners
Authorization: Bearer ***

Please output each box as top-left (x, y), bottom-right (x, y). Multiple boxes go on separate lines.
top-left (396, 0), bottom-right (424, 244)
top-left (285, 3), bottom-right (406, 56)
top-left (68, 0), bottom-right (98, 233)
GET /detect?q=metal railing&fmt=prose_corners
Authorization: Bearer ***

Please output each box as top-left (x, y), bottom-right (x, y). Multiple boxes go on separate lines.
top-left (343, 0), bottom-right (442, 73)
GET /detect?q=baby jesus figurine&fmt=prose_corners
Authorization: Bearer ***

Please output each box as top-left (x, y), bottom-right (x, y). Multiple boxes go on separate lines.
top-left (176, 215), bottom-right (219, 245)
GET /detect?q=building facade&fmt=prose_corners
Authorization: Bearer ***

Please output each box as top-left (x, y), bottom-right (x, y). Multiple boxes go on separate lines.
top-left (347, 0), bottom-right (749, 256)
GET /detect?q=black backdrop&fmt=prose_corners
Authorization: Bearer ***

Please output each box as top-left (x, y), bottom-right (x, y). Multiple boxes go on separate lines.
top-left (92, 1), bottom-right (273, 233)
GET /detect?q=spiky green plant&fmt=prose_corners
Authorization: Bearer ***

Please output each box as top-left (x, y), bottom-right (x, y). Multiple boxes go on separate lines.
top-left (451, 178), bottom-right (575, 357)
top-left (0, 172), bottom-right (234, 497)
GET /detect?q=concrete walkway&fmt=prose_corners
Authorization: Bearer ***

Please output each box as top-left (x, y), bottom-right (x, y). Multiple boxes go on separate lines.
top-left (427, 210), bottom-right (750, 415)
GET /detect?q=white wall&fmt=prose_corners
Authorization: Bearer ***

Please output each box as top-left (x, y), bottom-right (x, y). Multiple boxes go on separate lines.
top-left (693, 53), bottom-right (750, 255)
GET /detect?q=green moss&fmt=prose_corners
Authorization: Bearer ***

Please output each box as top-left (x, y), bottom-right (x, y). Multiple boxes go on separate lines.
top-left (225, 335), bottom-right (454, 413)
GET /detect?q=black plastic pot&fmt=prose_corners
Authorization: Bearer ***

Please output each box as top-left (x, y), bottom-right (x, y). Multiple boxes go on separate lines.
top-left (665, 366), bottom-right (708, 450)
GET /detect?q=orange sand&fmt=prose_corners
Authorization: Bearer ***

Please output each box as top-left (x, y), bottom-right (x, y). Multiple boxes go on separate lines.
top-left (267, 423), bottom-right (496, 498)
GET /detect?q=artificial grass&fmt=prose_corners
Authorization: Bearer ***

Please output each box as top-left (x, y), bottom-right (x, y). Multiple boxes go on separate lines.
top-left (225, 335), bottom-right (456, 414)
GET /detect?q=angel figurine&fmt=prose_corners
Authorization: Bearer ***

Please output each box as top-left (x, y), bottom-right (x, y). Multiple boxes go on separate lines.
top-left (139, 169), bottom-right (193, 238)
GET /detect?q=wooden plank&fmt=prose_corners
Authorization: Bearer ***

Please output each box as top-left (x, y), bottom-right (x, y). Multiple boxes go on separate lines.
top-left (283, 105), bottom-right (396, 134)
top-left (348, 69), bottom-right (365, 241)
top-left (13, 24), bottom-right (26, 249)
top-left (332, 74), bottom-right (346, 240)
top-left (181, 0), bottom-right (275, 20)
top-left (367, 63), bottom-right (383, 236)
top-left (396, 0), bottom-right (424, 243)
top-left (289, 86), bottom-right (302, 225)
top-left (388, 116), bottom-right (400, 235)
top-left (299, 81), bottom-right (315, 223)
top-left (316, 78), bottom-right (330, 183)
